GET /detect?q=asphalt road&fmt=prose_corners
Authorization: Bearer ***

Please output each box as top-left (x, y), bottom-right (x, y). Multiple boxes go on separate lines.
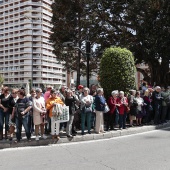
top-left (0, 128), bottom-right (170, 170)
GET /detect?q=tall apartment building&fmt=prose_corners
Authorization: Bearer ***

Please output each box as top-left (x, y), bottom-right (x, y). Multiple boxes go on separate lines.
top-left (0, 0), bottom-right (66, 89)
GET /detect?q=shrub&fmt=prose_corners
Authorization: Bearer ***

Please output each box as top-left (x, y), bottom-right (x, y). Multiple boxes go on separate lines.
top-left (99, 47), bottom-right (136, 97)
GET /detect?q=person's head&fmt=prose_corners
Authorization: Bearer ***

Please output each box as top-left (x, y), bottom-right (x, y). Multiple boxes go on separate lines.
top-left (111, 90), bottom-right (118, 98)
top-left (143, 82), bottom-right (146, 87)
top-left (3, 86), bottom-right (9, 95)
top-left (17, 89), bottom-right (26, 98)
top-left (136, 91), bottom-right (140, 97)
top-left (11, 88), bottom-right (18, 98)
top-left (71, 88), bottom-right (76, 95)
top-left (66, 89), bottom-right (73, 97)
top-left (91, 90), bottom-right (97, 96)
top-left (97, 88), bottom-right (104, 96)
top-left (46, 85), bottom-right (52, 92)
top-left (155, 86), bottom-right (161, 93)
top-left (90, 84), bottom-right (96, 91)
top-left (78, 85), bottom-right (84, 92)
top-left (119, 91), bottom-right (124, 98)
top-left (30, 88), bottom-right (36, 97)
top-left (83, 87), bottom-right (90, 96)
top-left (50, 89), bottom-right (58, 98)
top-left (36, 88), bottom-right (42, 97)
top-left (129, 90), bottom-right (136, 96)
top-left (144, 90), bottom-right (149, 97)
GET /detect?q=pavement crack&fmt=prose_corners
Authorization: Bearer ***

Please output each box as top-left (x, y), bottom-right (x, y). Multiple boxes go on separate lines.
top-left (96, 160), bottom-right (116, 170)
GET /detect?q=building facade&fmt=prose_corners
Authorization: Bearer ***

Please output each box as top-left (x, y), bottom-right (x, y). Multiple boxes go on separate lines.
top-left (0, 0), bottom-right (66, 89)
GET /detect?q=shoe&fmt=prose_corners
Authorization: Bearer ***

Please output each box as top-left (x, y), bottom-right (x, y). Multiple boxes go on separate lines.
top-left (88, 131), bottom-right (91, 134)
top-left (72, 130), bottom-right (77, 134)
top-left (67, 135), bottom-right (73, 138)
top-left (56, 135), bottom-right (60, 140)
top-left (42, 134), bottom-right (47, 139)
top-left (28, 138), bottom-right (31, 142)
top-left (81, 132), bottom-right (84, 135)
top-left (15, 140), bottom-right (20, 143)
top-left (35, 136), bottom-right (39, 141)
top-left (72, 133), bottom-right (76, 136)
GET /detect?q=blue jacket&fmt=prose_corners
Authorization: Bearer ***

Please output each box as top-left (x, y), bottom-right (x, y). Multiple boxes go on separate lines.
top-left (95, 95), bottom-right (105, 111)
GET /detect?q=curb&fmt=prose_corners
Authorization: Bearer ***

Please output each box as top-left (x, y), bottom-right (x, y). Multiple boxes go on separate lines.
top-left (0, 123), bottom-right (170, 149)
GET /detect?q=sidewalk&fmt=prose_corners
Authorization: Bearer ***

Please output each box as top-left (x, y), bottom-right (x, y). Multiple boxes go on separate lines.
top-left (0, 122), bottom-right (170, 149)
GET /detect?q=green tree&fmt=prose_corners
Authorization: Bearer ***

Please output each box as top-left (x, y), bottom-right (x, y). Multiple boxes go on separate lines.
top-left (50, 0), bottom-right (99, 86)
top-left (84, 0), bottom-right (170, 86)
top-left (99, 47), bottom-right (136, 97)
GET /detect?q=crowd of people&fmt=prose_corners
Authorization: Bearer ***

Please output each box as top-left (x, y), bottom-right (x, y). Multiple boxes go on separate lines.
top-left (0, 83), bottom-right (169, 143)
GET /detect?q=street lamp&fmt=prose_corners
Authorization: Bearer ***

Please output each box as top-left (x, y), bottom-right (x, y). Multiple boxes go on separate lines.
top-left (63, 40), bottom-right (91, 88)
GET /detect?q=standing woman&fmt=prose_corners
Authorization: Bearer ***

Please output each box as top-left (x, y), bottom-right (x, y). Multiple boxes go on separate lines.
top-left (12, 89), bottom-right (32, 142)
top-left (117, 91), bottom-right (128, 129)
top-left (107, 91), bottom-right (119, 131)
top-left (94, 88), bottom-right (106, 134)
top-left (32, 88), bottom-right (47, 141)
top-left (0, 86), bottom-right (11, 140)
top-left (135, 91), bottom-right (144, 126)
top-left (65, 89), bottom-right (79, 137)
top-left (8, 88), bottom-right (18, 140)
top-left (46, 89), bottom-right (64, 139)
top-left (129, 90), bottom-right (137, 127)
top-left (80, 87), bottom-right (93, 135)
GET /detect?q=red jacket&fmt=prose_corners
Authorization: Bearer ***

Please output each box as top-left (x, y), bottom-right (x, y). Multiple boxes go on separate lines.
top-left (117, 97), bottom-right (128, 115)
top-left (107, 96), bottom-right (118, 114)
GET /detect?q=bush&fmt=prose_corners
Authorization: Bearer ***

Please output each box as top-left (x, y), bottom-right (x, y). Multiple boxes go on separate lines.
top-left (99, 47), bottom-right (136, 97)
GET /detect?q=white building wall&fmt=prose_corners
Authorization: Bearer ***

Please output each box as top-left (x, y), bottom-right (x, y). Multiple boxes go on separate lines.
top-left (0, 0), bottom-right (66, 88)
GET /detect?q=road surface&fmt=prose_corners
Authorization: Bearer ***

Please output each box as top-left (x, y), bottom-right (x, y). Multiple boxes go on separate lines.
top-left (0, 128), bottom-right (170, 170)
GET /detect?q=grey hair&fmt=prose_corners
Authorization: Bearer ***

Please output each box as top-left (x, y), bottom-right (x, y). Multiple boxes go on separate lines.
top-left (35, 88), bottom-right (42, 93)
top-left (84, 87), bottom-right (90, 93)
top-left (97, 88), bottom-right (104, 94)
top-left (119, 91), bottom-right (124, 95)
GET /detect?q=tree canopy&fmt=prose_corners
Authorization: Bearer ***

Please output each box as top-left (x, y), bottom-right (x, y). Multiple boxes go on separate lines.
top-left (51, 0), bottom-right (170, 86)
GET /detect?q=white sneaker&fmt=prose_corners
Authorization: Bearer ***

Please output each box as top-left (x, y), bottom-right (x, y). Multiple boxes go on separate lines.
top-left (35, 136), bottom-right (39, 141)
top-left (42, 134), bottom-right (47, 139)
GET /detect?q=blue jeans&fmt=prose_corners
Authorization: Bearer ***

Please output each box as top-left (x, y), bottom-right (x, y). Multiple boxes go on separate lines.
top-left (15, 114), bottom-right (31, 141)
top-left (81, 111), bottom-right (92, 134)
top-left (119, 113), bottom-right (127, 129)
top-left (0, 109), bottom-right (10, 132)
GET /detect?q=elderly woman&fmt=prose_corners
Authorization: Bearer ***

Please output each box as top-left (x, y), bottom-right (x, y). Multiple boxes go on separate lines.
top-left (129, 90), bottom-right (138, 127)
top-left (33, 88), bottom-right (47, 141)
top-left (117, 91), bottom-right (128, 129)
top-left (80, 87), bottom-right (93, 135)
top-left (46, 89), bottom-right (64, 139)
top-left (107, 90), bottom-right (120, 130)
top-left (94, 88), bottom-right (106, 133)
top-left (0, 86), bottom-right (11, 140)
top-left (65, 89), bottom-right (79, 137)
top-left (8, 88), bottom-right (18, 141)
top-left (143, 90), bottom-right (152, 124)
top-left (135, 91), bottom-right (144, 126)
top-left (11, 89), bottom-right (32, 143)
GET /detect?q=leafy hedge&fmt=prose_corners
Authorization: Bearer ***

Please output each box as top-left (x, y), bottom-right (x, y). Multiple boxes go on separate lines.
top-left (99, 47), bottom-right (136, 97)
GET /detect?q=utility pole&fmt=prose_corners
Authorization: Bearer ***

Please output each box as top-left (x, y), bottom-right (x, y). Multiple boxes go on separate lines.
top-left (86, 39), bottom-right (91, 88)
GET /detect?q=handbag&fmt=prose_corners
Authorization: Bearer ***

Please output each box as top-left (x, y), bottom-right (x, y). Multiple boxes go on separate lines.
top-left (103, 104), bottom-right (110, 113)
top-left (83, 105), bottom-right (92, 114)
